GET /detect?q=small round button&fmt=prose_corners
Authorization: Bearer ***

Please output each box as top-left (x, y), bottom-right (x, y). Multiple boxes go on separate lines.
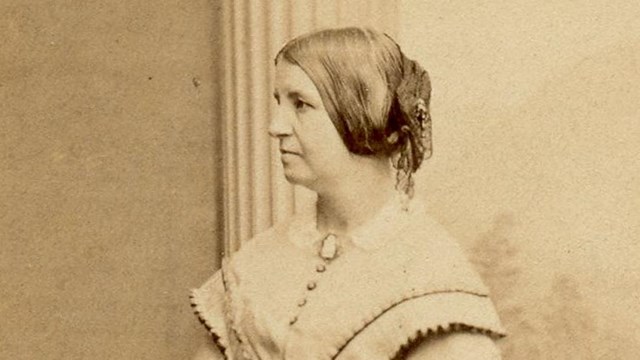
top-left (316, 264), bottom-right (326, 273)
top-left (297, 298), bottom-right (307, 307)
top-left (307, 281), bottom-right (317, 290)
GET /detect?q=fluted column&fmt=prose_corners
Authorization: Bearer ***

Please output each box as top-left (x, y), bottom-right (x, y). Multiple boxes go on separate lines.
top-left (220, 0), bottom-right (399, 254)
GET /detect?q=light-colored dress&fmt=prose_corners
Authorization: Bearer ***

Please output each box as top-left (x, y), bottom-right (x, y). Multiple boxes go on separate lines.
top-left (191, 197), bottom-right (506, 359)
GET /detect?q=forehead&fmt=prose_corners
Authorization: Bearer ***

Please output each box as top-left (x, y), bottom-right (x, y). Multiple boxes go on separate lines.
top-left (274, 61), bottom-right (321, 99)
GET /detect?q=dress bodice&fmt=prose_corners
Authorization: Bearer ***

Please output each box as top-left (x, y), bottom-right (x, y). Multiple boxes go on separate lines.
top-left (191, 198), bottom-right (506, 359)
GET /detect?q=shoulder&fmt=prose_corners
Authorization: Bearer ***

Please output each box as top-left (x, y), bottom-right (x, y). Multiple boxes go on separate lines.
top-left (190, 211), bottom-right (310, 323)
top-left (188, 220), bottom-right (295, 357)
top-left (385, 201), bottom-right (491, 295)
top-left (191, 214), bottom-right (296, 299)
top-left (333, 201), bottom-right (506, 359)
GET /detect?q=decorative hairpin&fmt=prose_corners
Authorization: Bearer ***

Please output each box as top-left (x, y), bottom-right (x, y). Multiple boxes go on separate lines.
top-left (415, 98), bottom-right (427, 126)
top-left (415, 98), bottom-right (432, 159)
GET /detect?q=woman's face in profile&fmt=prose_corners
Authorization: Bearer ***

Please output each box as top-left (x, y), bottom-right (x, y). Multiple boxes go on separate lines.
top-left (271, 61), bottom-right (354, 191)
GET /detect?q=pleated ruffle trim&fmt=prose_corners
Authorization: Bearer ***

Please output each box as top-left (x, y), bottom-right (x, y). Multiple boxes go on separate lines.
top-left (332, 291), bottom-right (506, 360)
top-left (190, 270), bottom-right (232, 359)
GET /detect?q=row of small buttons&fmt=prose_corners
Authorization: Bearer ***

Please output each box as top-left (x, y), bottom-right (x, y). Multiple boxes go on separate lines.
top-left (289, 259), bottom-right (330, 325)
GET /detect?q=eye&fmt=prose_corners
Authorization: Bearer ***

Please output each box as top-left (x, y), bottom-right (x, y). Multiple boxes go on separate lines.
top-left (294, 99), bottom-right (312, 111)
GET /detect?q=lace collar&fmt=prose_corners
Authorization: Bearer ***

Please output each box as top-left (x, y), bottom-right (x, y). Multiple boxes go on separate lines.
top-left (286, 194), bottom-right (425, 252)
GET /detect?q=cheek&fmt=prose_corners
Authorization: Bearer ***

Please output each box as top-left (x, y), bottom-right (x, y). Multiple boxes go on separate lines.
top-left (322, 130), bottom-right (351, 161)
top-left (308, 133), bottom-right (353, 177)
top-left (304, 115), bottom-right (349, 153)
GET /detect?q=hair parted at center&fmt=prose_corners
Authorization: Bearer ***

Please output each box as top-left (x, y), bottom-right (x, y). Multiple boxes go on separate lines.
top-left (275, 27), bottom-right (432, 198)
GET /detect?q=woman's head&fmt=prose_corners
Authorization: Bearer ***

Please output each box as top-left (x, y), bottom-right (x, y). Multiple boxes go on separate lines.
top-left (272, 27), bottom-right (432, 196)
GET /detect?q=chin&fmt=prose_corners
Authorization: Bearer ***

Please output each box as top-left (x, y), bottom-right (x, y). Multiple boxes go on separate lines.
top-left (283, 171), bottom-right (317, 191)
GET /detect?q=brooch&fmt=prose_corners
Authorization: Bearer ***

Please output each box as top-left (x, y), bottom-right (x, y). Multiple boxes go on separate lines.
top-left (319, 233), bottom-right (338, 260)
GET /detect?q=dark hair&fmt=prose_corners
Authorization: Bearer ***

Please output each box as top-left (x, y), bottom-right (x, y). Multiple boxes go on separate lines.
top-left (275, 27), bottom-right (432, 196)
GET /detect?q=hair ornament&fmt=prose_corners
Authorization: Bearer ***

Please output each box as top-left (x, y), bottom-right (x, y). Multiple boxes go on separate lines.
top-left (415, 98), bottom-right (433, 160)
top-left (391, 54), bottom-right (433, 199)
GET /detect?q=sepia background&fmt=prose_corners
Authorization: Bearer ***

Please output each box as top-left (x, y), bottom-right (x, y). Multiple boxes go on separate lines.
top-left (1, 0), bottom-right (638, 359)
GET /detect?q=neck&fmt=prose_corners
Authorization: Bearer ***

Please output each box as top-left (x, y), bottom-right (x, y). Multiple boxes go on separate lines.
top-left (315, 158), bottom-right (396, 235)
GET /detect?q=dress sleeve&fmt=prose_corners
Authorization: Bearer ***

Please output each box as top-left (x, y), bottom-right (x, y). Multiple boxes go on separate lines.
top-left (336, 291), bottom-right (506, 360)
top-left (190, 270), bottom-right (231, 357)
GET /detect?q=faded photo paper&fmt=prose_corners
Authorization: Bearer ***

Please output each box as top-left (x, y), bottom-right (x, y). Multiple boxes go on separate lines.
top-left (1, 1), bottom-right (639, 360)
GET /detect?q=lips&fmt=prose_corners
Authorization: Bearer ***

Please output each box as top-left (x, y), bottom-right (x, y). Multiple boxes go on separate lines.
top-left (280, 149), bottom-right (300, 155)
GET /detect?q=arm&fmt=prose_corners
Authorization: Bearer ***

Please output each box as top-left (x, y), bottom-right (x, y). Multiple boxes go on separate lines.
top-left (405, 332), bottom-right (502, 360)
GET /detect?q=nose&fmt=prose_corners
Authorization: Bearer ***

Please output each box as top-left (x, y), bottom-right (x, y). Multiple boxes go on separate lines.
top-left (268, 108), bottom-right (293, 138)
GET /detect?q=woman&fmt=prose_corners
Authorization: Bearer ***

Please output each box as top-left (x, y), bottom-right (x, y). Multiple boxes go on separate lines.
top-left (191, 27), bottom-right (505, 359)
